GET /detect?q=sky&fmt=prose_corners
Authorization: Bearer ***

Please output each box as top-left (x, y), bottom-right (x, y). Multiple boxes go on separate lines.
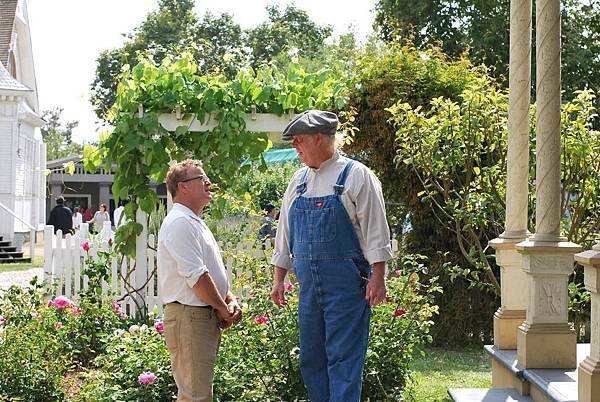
top-left (27, 0), bottom-right (377, 144)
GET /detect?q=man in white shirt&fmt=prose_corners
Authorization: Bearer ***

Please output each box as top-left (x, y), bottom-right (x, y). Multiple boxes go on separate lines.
top-left (158, 159), bottom-right (242, 402)
top-left (113, 202), bottom-right (126, 228)
top-left (271, 110), bottom-right (392, 402)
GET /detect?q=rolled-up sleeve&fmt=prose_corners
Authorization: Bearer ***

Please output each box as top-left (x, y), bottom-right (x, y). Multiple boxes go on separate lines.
top-left (164, 218), bottom-right (209, 288)
top-left (271, 173), bottom-right (301, 270)
top-left (352, 169), bottom-right (393, 265)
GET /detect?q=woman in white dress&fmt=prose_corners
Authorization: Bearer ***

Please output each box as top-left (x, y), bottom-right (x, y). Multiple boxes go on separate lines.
top-left (72, 207), bottom-right (83, 230)
top-left (89, 203), bottom-right (110, 234)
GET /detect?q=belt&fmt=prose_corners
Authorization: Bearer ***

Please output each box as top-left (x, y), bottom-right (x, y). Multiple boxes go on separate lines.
top-left (169, 301), bottom-right (212, 309)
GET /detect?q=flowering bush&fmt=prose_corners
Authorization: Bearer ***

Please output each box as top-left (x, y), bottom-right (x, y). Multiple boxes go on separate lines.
top-left (78, 323), bottom-right (175, 401)
top-left (362, 254), bottom-right (441, 400)
top-left (211, 250), bottom-right (440, 401)
top-left (0, 237), bottom-right (438, 401)
top-left (0, 281), bottom-right (69, 400)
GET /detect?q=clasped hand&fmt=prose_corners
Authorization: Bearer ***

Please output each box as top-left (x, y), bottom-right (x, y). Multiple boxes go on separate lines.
top-left (217, 301), bottom-right (242, 329)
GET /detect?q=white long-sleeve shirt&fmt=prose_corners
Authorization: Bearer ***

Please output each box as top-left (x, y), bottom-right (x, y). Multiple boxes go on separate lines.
top-left (158, 203), bottom-right (230, 306)
top-left (272, 151), bottom-right (393, 270)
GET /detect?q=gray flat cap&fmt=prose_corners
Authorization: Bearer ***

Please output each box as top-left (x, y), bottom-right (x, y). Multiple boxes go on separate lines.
top-left (281, 110), bottom-right (338, 141)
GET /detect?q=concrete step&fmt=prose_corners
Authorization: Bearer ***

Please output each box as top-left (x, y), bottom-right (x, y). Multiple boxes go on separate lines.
top-left (0, 246), bottom-right (17, 252)
top-left (448, 388), bottom-right (533, 401)
top-left (484, 345), bottom-right (585, 402)
top-left (0, 241), bottom-right (10, 247)
top-left (0, 251), bottom-right (24, 259)
top-left (0, 257), bottom-right (31, 264)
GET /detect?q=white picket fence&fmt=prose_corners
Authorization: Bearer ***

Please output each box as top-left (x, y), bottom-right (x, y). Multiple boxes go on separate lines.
top-left (43, 221), bottom-right (267, 318)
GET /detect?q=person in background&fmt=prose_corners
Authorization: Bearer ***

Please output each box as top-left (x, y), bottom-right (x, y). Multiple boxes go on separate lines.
top-left (89, 203), bottom-right (110, 234)
top-left (271, 110), bottom-right (392, 402)
top-left (113, 201), bottom-right (126, 228)
top-left (259, 203), bottom-right (278, 249)
top-left (47, 196), bottom-right (73, 235)
top-left (72, 207), bottom-right (83, 230)
top-left (82, 206), bottom-right (93, 223)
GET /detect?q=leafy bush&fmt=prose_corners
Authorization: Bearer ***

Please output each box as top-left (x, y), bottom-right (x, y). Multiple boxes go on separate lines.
top-left (213, 249), bottom-right (440, 401)
top-left (344, 41), bottom-right (496, 345)
top-left (0, 247), bottom-right (129, 400)
top-left (0, 281), bottom-right (68, 401)
top-left (78, 324), bottom-right (176, 401)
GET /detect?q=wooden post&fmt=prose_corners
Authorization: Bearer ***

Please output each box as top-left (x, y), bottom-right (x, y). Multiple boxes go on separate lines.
top-left (135, 208), bottom-right (149, 317)
top-left (44, 225), bottom-right (53, 281)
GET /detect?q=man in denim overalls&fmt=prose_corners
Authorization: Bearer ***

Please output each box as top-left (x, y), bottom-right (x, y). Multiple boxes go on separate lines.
top-left (271, 110), bottom-right (393, 402)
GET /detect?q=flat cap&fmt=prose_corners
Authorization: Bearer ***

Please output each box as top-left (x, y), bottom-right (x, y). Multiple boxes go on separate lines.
top-left (281, 110), bottom-right (338, 141)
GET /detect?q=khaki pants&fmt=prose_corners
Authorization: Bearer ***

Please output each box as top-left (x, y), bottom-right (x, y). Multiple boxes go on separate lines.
top-left (164, 303), bottom-right (221, 402)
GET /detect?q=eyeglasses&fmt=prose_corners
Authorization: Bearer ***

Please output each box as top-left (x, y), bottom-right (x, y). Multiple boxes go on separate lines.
top-left (180, 174), bottom-right (211, 184)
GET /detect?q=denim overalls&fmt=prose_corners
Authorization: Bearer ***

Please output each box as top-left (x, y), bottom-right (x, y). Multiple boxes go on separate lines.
top-left (289, 160), bottom-right (371, 402)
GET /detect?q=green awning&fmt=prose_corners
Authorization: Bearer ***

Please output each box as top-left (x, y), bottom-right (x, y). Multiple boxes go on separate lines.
top-left (263, 148), bottom-right (299, 164)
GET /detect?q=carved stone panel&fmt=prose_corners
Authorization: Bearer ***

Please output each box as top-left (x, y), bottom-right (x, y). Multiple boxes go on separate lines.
top-left (530, 277), bottom-right (568, 323)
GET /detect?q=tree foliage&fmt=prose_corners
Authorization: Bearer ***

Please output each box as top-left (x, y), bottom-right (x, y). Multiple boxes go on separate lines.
top-left (41, 108), bottom-right (82, 161)
top-left (246, 5), bottom-right (333, 70)
top-left (91, 0), bottom-right (333, 119)
top-left (373, 0), bottom-right (600, 96)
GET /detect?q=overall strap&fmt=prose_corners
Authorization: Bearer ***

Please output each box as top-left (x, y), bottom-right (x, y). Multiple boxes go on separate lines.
top-left (295, 167), bottom-right (310, 195)
top-left (333, 160), bottom-right (355, 195)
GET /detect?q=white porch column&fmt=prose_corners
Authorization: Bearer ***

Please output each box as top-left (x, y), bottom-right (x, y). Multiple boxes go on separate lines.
top-left (49, 183), bottom-right (62, 208)
top-left (515, 0), bottom-right (581, 369)
top-left (98, 183), bottom-right (110, 209)
top-left (489, 0), bottom-right (532, 350)
top-left (575, 243), bottom-right (600, 402)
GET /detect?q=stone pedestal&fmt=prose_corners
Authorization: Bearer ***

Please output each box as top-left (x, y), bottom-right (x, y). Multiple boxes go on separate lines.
top-left (575, 245), bottom-right (600, 402)
top-left (515, 240), bottom-right (581, 368)
top-left (490, 238), bottom-right (528, 349)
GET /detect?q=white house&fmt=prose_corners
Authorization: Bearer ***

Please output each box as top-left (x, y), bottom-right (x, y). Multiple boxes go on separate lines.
top-left (0, 0), bottom-right (46, 243)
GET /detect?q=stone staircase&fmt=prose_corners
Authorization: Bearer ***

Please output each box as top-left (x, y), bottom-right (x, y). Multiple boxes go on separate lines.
top-left (448, 344), bottom-right (586, 402)
top-left (0, 235), bottom-right (31, 264)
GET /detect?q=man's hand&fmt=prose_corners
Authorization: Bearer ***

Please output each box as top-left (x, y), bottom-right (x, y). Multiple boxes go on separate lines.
top-left (365, 262), bottom-right (387, 307)
top-left (226, 301), bottom-right (242, 326)
top-left (271, 282), bottom-right (287, 307)
top-left (216, 306), bottom-right (234, 329)
top-left (271, 266), bottom-right (288, 307)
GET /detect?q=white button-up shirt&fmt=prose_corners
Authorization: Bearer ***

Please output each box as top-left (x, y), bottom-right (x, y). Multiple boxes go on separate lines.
top-left (272, 151), bottom-right (393, 270)
top-left (158, 203), bottom-right (230, 306)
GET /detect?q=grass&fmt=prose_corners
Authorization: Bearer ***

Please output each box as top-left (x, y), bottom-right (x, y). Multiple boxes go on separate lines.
top-left (406, 346), bottom-right (491, 401)
top-left (0, 256), bottom-right (44, 272)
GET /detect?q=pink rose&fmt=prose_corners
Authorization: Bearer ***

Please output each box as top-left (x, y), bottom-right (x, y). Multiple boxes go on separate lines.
top-left (138, 371), bottom-right (157, 385)
top-left (69, 307), bottom-right (83, 315)
top-left (54, 322), bottom-right (64, 330)
top-left (393, 308), bottom-right (407, 317)
top-left (285, 282), bottom-right (294, 292)
top-left (50, 296), bottom-right (74, 309)
top-left (254, 316), bottom-right (269, 325)
top-left (154, 321), bottom-right (164, 334)
top-left (114, 302), bottom-right (127, 319)
top-left (82, 241), bottom-right (90, 251)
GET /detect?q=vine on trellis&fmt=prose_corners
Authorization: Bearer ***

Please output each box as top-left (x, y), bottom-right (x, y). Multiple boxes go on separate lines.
top-left (84, 53), bottom-right (352, 257)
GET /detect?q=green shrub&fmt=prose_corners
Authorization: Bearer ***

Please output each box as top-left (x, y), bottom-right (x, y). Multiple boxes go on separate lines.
top-left (344, 42), bottom-right (495, 346)
top-left (0, 248), bottom-right (129, 400)
top-left (0, 283), bottom-right (68, 401)
top-left (213, 250), bottom-right (440, 401)
top-left (78, 324), bottom-right (176, 401)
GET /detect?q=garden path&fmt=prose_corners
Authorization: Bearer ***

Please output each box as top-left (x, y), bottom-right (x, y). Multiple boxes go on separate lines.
top-left (0, 268), bottom-right (44, 294)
